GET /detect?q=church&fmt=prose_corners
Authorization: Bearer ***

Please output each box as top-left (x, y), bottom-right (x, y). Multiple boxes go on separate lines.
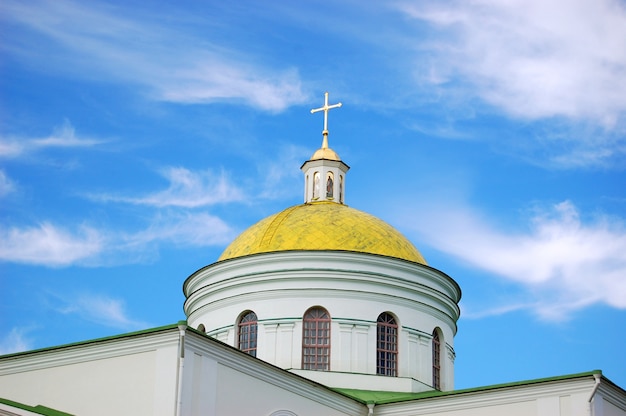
top-left (1, 94), bottom-right (625, 416)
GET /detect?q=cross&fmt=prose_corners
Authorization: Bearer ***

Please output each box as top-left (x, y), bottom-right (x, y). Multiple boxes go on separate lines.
top-left (310, 92), bottom-right (342, 137)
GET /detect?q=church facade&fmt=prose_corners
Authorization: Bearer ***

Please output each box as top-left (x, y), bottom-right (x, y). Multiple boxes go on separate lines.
top-left (1, 94), bottom-right (625, 415)
top-left (1, 323), bottom-right (624, 416)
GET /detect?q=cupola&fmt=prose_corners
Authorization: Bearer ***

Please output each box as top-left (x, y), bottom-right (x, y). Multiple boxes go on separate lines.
top-left (301, 92), bottom-right (349, 204)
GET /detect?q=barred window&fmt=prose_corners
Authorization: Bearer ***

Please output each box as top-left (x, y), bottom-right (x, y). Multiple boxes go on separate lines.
top-left (302, 307), bottom-right (330, 371)
top-left (377, 312), bottom-right (398, 376)
top-left (432, 330), bottom-right (441, 389)
top-left (238, 311), bottom-right (258, 357)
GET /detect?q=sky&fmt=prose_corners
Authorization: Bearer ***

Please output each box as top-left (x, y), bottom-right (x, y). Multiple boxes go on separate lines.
top-left (1, 0), bottom-right (625, 390)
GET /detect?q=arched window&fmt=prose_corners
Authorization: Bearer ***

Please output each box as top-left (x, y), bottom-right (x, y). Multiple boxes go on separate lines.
top-left (313, 172), bottom-right (320, 199)
top-left (326, 172), bottom-right (334, 198)
top-left (377, 312), bottom-right (398, 376)
top-left (432, 329), bottom-right (441, 389)
top-left (339, 175), bottom-right (344, 203)
top-left (305, 174), bottom-right (309, 200)
top-left (302, 307), bottom-right (330, 371)
top-left (238, 311), bottom-right (258, 357)
top-left (197, 323), bottom-right (206, 333)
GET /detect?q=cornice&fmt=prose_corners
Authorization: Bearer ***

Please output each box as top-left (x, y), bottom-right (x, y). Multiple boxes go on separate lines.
top-left (375, 376), bottom-right (598, 415)
top-left (186, 286), bottom-right (459, 331)
top-left (0, 328), bottom-right (180, 376)
top-left (184, 256), bottom-right (461, 326)
top-left (186, 279), bottom-right (459, 324)
top-left (185, 251), bottom-right (460, 301)
top-left (598, 377), bottom-right (626, 410)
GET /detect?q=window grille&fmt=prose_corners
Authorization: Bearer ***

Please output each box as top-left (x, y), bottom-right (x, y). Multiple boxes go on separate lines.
top-left (302, 307), bottom-right (330, 371)
top-left (432, 330), bottom-right (441, 389)
top-left (377, 312), bottom-right (398, 376)
top-left (238, 311), bottom-right (258, 357)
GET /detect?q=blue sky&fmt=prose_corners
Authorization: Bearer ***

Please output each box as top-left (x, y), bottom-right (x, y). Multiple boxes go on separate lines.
top-left (1, 0), bottom-right (625, 390)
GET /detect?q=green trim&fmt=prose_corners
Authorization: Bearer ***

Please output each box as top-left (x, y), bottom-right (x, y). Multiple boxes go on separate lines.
top-left (334, 370), bottom-right (603, 405)
top-left (0, 322), bottom-right (187, 360)
top-left (401, 324), bottom-right (432, 337)
top-left (205, 318), bottom-right (302, 335)
top-left (0, 397), bottom-right (74, 415)
top-left (259, 317), bottom-right (300, 323)
top-left (334, 317), bottom-right (376, 325)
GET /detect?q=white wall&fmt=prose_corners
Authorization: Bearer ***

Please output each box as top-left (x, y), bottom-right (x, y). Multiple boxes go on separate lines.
top-left (0, 325), bottom-right (366, 416)
top-left (179, 330), bottom-right (366, 416)
top-left (185, 251), bottom-right (461, 392)
top-left (0, 330), bottom-right (180, 416)
top-left (2, 328), bottom-right (624, 416)
top-left (374, 375), bottom-right (626, 416)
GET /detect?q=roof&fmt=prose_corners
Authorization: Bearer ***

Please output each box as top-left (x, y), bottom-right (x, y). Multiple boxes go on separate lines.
top-left (0, 323), bottom-right (185, 360)
top-left (333, 370), bottom-right (606, 405)
top-left (218, 201), bottom-right (427, 264)
top-left (310, 146), bottom-right (341, 161)
top-left (0, 397), bottom-right (74, 416)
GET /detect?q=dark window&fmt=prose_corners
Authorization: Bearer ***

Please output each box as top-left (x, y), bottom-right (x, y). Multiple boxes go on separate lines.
top-left (302, 307), bottom-right (331, 371)
top-left (238, 311), bottom-right (258, 357)
top-left (339, 175), bottom-right (344, 203)
top-left (432, 330), bottom-right (441, 389)
top-left (377, 312), bottom-right (398, 376)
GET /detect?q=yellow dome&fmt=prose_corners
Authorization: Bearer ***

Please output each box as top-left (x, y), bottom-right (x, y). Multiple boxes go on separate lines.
top-left (218, 202), bottom-right (427, 264)
top-left (310, 146), bottom-right (341, 161)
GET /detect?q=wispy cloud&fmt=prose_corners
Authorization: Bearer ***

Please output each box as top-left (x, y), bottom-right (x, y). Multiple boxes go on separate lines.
top-left (0, 327), bottom-right (35, 355)
top-left (92, 167), bottom-right (244, 208)
top-left (123, 211), bottom-right (235, 249)
top-left (0, 211), bottom-right (236, 267)
top-left (55, 293), bottom-right (148, 331)
top-left (0, 223), bottom-right (104, 266)
top-left (0, 120), bottom-right (104, 159)
top-left (2, 0), bottom-right (307, 112)
top-left (398, 0), bottom-right (626, 126)
top-left (0, 170), bottom-right (16, 197)
top-left (402, 199), bottom-right (626, 320)
top-left (396, 0), bottom-right (626, 167)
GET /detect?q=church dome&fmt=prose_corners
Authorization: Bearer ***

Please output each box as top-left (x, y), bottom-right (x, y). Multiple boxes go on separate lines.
top-left (310, 146), bottom-right (341, 161)
top-left (218, 201), bottom-right (427, 264)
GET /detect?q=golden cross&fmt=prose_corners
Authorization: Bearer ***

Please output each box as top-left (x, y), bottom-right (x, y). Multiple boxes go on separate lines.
top-left (310, 92), bottom-right (342, 137)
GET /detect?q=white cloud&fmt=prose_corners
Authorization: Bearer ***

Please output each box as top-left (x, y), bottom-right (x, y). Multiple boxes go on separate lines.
top-left (398, 0), bottom-right (626, 127)
top-left (0, 120), bottom-right (103, 159)
top-left (124, 211), bottom-right (235, 249)
top-left (403, 199), bottom-right (626, 320)
top-left (160, 65), bottom-right (306, 112)
top-left (2, 0), bottom-right (307, 112)
top-left (0, 327), bottom-right (34, 355)
top-left (0, 211), bottom-right (235, 267)
top-left (0, 223), bottom-right (104, 266)
top-left (93, 167), bottom-right (244, 208)
top-left (56, 293), bottom-right (148, 331)
top-left (0, 140), bottom-right (23, 158)
top-left (32, 120), bottom-right (103, 148)
top-left (0, 170), bottom-right (15, 197)
top-left (0, 167), bottom-right (240, 266)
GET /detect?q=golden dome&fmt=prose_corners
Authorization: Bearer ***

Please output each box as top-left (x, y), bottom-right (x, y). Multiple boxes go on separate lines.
top-left (218, 202), bottom-right (427, 264)
top-left (308, 134), bottom-right (341, 161)
top-left (310, 146), bottom-right (341, 161)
